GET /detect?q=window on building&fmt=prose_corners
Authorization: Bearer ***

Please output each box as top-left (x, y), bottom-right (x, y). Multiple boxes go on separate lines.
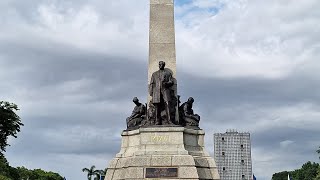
top-left (242, 175), bottom-right (245, 179)
top-left (241, 160), bottom-right (245, 164)
top-left (222, 152), bottom-right (225, 156)
top-left (222, 137), bottom-right (225, 141)
top-left (223, 167), bottom-right (225, 171)
top-left (241, 144), bottom-right (244, 148)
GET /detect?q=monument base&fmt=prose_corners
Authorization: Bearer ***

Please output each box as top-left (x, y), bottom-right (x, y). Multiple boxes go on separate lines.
top-left (105, 127), bottom-right (220, 180)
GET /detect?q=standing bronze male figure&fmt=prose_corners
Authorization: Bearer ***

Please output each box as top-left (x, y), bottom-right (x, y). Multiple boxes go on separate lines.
top-left (149, 61), bottom-right (175, 125)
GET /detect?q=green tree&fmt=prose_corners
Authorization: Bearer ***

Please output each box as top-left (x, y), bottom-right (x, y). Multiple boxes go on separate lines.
top-left (272, 162), bottom-right (319, 180)
top-left (316, 168), bottom-right (320, 180)
top-left (0, 155), bottom-right (18, 180)
top-left (0, 155), bottom-right (10, 178)
top-left (272, 171), bottom-right (290, 180)
top-left (16, 168), bottom-right (63, 180)
top-left (0, 174), bottom-right (12, 180)
top-left (83, 165), bottom-right (100, 180)
top-left (1, 155), bottom-right (63, 180)
top-left (267, 147), bottom-right (320, 180)
top-left (0, 102), bottom-right (63, 180)
top-left (28, 168), bottom-right (63, 180)
top-left (16, 166), bottom-right (31, 180)
top-left (316, 147), bottom-right (320, 180)
top-left (93, 168), bottom-right (107, 180)
top-left (292, 161), bottom-right (319, 180)
top-left (0, 101), bottom-right (24, 155)
top-left (7, 167), bottom-right (19, 180)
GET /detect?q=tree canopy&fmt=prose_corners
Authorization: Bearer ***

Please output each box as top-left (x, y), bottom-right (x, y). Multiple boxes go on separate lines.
top-left (0, 101), bottom-right (64, 179)
top-left (0, 155), bottom-right (64, 180)
top-left (82, 165), bottom-right (106, 180)
top-left (0, 101), bottom-right (24, 154)
top-left (272, 161), bottom-right (319, 180)
top-left (316, 147), bottom-right (320, 180)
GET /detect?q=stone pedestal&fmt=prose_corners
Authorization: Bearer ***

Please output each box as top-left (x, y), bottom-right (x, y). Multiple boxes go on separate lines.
top-left (105, 127), bottom-right (220, 180)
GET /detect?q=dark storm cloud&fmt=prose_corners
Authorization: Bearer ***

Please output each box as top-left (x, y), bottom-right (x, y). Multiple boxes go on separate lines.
top-left (0, 38), bottom-right (147, 159)
top-left (9, 122), bottom-right (122, 155)
top-left (0, 37), bottom-right (147, 91)
top-left (1, 29), bottom-right (147, 165)
top-left (252, 127), bottom-right (319, 151)
top-left (176, 72), bottom-right (320, 131)
top-left (179, 74), bottom-right (320, 108)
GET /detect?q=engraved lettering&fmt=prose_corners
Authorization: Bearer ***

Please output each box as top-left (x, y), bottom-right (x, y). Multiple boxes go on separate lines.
top-left (150, 136), bottom-right (170, 142)
top-left (152, 136), bottom-right (157, 141)
top-left (146, 168), bottom-right (178, 178)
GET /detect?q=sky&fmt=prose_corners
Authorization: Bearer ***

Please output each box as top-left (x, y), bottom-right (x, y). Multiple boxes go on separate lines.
top-left (1, 0), bottom-right (320, 179)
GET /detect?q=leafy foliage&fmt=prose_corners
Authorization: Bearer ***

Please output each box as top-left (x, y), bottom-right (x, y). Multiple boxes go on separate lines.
top-left (83, 165), bottom-right (96, 180)
top-left (0, 155), bottom-right (64, 180)
top-left (0, 101), bottom-right (24, 154)
top-left (82, 166), bottom-right (106, 180)
top-left (294, 161), bottom-right (319, 180)
top-left (94, 168), bottom-right (107, 180)
top-left (315, 167), bottom-right (320, 180)
top-left (271, 171), bottom-right (290, 180)
top-left (316, 147), bottom-right (320, 180)
top-left (272, 161), bottom-right (319, 180)
top-left (0, 174), bottom-right (12, 180)
top-left (0, 155), bottom-right (11, 178)
top-left (0, 101), bottom-right (63, 179)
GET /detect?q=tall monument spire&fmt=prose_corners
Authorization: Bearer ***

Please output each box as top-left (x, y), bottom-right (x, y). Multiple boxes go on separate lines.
top-left (148, 0), bottom-right (176, 83)
top-left (104, 2), bottom-right (220, 179)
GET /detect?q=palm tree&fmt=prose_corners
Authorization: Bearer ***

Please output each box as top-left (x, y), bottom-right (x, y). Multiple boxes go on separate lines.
top-left (82, 165), bottom-right (96, 180)
top-left (93, 171), bottom-right (100, 180)
top-left (93, 168), bottom-right (107, 180)
top-left (101, 168), bottom-right (107, 176)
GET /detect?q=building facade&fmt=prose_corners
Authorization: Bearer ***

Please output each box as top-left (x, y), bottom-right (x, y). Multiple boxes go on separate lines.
top-left (214, 130), bottom-right (252, 180)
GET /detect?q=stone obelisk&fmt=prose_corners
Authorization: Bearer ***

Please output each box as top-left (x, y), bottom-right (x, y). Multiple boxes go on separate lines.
top-left (104, 0), bottom-right (220, 179)
top-left (148, 0), bottom-right (177, 94)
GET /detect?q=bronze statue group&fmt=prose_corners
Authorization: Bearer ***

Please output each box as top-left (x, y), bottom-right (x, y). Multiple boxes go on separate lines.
top-left (126, 61), bottom-right (200, 130)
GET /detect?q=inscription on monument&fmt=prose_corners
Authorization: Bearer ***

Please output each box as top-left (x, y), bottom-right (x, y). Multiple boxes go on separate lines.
top-left (145, 168), bottom-right (178, 178)
top-left (150, 135), bottom-right (170, 142)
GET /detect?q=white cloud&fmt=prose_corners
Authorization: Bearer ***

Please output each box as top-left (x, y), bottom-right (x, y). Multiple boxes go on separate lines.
top-left (176, 0), bottom-right (320, 79)
top-left (280, 140), bottom-right (295, 149)
top-left (0, 0), bottom-right (149, 60)
top-left (3, 0), bottom-right (319, 80)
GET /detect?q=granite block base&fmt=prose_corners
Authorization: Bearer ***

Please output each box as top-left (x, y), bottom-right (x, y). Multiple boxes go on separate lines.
top-left (105, 127), bottom-right (220, 180)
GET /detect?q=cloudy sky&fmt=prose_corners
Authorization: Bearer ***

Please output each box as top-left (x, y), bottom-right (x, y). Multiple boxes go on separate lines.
top-left (1, 0), bottom-right (320, 179)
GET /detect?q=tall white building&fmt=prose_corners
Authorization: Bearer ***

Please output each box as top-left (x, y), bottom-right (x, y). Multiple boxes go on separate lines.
top-left (214, 130), bottom-right (252, 180)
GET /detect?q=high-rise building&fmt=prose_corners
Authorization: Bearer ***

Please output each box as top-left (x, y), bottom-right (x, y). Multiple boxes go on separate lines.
top-left (214, 130), bottom-right (252, 180)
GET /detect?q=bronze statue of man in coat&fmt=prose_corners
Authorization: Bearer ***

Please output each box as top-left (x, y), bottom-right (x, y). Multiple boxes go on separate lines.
top-left (149, 61), bottom-right (175, 125)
